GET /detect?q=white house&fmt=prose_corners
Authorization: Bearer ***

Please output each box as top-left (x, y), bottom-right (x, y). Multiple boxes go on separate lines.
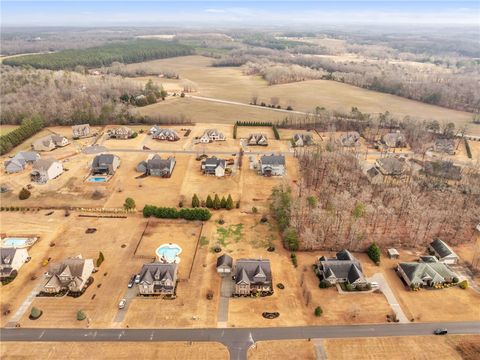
top-left (199, 129), bottom-right (226, 143)
top-left (202, 157), bottom-right (226, 177)
top-left (259, 154), bottom-right (285, 176)
top-left (31, 159), bottom-right (64, 183)
top-left (0, 248), bottom-right (29, 280)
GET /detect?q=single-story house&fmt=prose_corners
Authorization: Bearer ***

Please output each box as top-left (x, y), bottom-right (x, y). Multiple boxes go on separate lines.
top-left (234, 259), bottom-right (272, 296)
top-left (137, 262), bottom-right (178, 295)
top-left (396, 261), bottom-right (457, 288)
top-left (43, 255), bottom-right (94, 293)
top-left (339, 132), bottom-right (360, 147)
top-left (292, 133), bottom-right (314, 147)
top-left (0, 248), bottom-right (29, 280)
top-left (433, 138), bottom-right (455, 155)
top-left (31, 159), bottom-right (64, 183)
top-left (32, 134), bottom-right (69, 152)
top-left (199, 129), bottom-right (226, 143)
top-left (387, 248), bottom-right (400, 259)
top-left (136, 154), bottom-right (176, 178)
top-left (108, 126), bottom-right (134, 139)
top-left (202, 157), bottom-right (226, 177)
top-left (428, 239), bottom-right (459, 264)
top-left (91, 154), bottom-right (120, 175)
top-left (247, 133), bottom-right (268, 146)
top-left (72, 124), bottom-right (91, 138)
top-left (423, 160), bottom-right (461, 181)
top-left (259, 154), bottom-right (285, 176)
top-left (382, 132), bottom-right (407, 148)
top-left (149, 127), bottom-right (179, 141)
top-left (4, 151), bottom-right (40, 174)
top-left (318, 250), bottom-right (367, 288)
top-left (216, 254), bottom-right (233, 275)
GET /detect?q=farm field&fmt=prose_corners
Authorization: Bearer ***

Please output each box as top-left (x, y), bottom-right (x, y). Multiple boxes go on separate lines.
top-left (128, 56), bottom-right (476, 133)
top-left (0, 341), bottom-right (229, 360)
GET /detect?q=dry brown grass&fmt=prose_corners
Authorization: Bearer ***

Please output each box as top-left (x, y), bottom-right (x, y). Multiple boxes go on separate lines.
top-left (0, 341), bottom-right (229, 360)
top-left (248, 340), bottom-right (316, 360)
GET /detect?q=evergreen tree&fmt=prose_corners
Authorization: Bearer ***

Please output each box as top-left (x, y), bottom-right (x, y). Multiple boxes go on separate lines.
top-left (206, 195), bottom-right (214, 208)
top-left (191, 194), bottom-right (200, 208)
top-left (213, 194), bottom-right (221, 210)
top-left (367, 242), bottom-right (381, 265)
top-left (220, 196), bottom-right (227, 209)
top-left (226, 194), bottom-right (234, 210)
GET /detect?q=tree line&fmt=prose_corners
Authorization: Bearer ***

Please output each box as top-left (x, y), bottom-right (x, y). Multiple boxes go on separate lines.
top-left (143, 205), bottom-right (212, 221)
top-left (191, 193), bottom-right (235, 210)
top-left (3, 40), bottom-right (193, 70)
top-left (0, 115), bottom-right (44, 155)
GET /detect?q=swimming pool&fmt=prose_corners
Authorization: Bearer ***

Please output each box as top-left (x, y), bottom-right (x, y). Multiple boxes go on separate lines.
top-left (156, 243), bottom-right (182, 263)
top-left (88, 177), bottom-right (108, 182)
top-left (2, 237), bottom-right (33, 248)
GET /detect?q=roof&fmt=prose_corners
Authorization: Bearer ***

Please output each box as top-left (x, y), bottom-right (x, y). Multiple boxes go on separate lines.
top-left (216, 254), bottom-right (233, 268)
top-left (260, 155), bottom-right (285, 166)
top-left (340, 132), bottom-right (360, 146)
top-left (72, 124), bottom-right (90, 130)
top-left (383, 132), bottom-right (406, 147)
top-left (398, 262), bottom-right (456, 284)
top-left (0, 248), bottom-right (18, 265)
top-left (419, 255), bottom-right (438, 263)
top-left (139, 262), bottom-right (177, 284)
top-left (319, 250), bottom-right (366, 284)
top-left (147, 155), bottom-right (174, 170)
top-left (18, 151), bottom-right (40, 162)
top-left (376, 157), bottom-right (406, 176)
top-left (423, 160), bottom-right (461, 181)
top-left (387, 248), bottom-right (399, 256)
top-left (430, 239), bottom-right (457, 259)
top-left (235, 259), bottom-right (272, 285)
top-left (49, 256), bottom-right (89, 278)
top-left (204, 157), bottom-right (226, 168)
top-left (32, 159), bottom-right (59, 171)
top-left (92, 154), bottom-right (117, 167)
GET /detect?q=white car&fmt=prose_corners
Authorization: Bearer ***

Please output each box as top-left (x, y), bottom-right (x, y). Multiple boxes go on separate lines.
top-left (370, 282), bottom-right (380, 288)
top-left (118, 299), bottom-right (127, 309)
top-left (134, 274), bottom-right (141, 284)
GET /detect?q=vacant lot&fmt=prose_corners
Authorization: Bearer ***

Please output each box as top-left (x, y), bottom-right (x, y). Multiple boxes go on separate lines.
top-left (324, 335), bottom-right (480, 360)
top-left (0, 341), bottom-right (229, 360)
top-left (249, 340), bottom-right (316, 360)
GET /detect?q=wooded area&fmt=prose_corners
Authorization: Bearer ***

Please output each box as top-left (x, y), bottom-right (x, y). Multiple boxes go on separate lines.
top-left (0, 116), bottom-right (44, 155)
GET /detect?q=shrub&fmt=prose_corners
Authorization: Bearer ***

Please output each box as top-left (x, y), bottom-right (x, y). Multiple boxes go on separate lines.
top-left (452, 277), bottom-right (459, 283)
top-left (191, 194), bottom-right (200, 208)
top-left (143, 205), bottom-right (212, 221)
top-left (252, 206), bottom-right (258, 214)
top-left (283, 227), bottom-right (299, 251)
top-left (220, 196), bottom-right (227, 209)
top-left (226, 194), bottom-right (234, 210)
top-left (290, 253), bottom-right (298, 267)
top-left (345, 283), bottom-right (354, 291)
top-left (319, 280), bottom-right (330, 289)
top-left (367, 242), bottom-right (381, 265)
top-left (286, 106), bottom-right (293, 111)
top-left (272, 125), bottom-right (280, 140)
top-left (77, 310), bottom-right (87, 321)
top-left (30, 307), bottom-right (42, 319)
top-left (123, 197), bottom-right (136, 210)
top-left (96, 251), bottom-right (105, 267)
top-left (459, 280), bottom-right (468, 289)
top-left (180, 92), bottom-right (185, 98)
top-left (206, 195), bottom-right (214, 208)
top-left (178, 200), bottom-right (184, 208)
top-left (19, 188), bottom-right (31, 200)
top-left (366, 283), bottom-right (372, 290)
top-left (314, 306), bottom-right (323, 317)
top-left (213, 194), bottom-right (221, 210)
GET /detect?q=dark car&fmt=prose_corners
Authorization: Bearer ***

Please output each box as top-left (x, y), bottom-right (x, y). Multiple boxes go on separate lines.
top-left (434, 328), bottom-right (448, 335)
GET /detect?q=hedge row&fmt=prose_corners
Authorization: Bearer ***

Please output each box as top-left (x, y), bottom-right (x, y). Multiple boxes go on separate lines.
top-left (143, 205), bottom-right (212, 221)
top-left (0, 116), bottom-right (44, 155)
top-left (236, 121), bottom-right (273, 127)
top-left (465, 139), bottom-right (472, 159)
top-left (272, 124), bottom-right (280, 140)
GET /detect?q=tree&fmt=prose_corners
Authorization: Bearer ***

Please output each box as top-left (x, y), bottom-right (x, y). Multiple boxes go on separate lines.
top-left (206, 195), bottom-right (214, 208)
top-left (123, 197), bottom-right (135, 210)
top-left (314, 306), bottom-right (323, 317)
top-left (306, 196), bottom-right (317, 208)
top-left (96, 251), bottom-right (105, 267)
top-left (226, 194), bottom-right (234, 210)
top-left (19, 188), bottom-right (31, 200)
top-left (252, 206), bottom-right (258, 214)
top-left (220, 196), bottom-right (227, 209)
top-left (77, 310), bottom-right (87, 321)
top-left (191, 194), bottom-right (200, 208)
top-left (367, 242), bottom-right (381, 265)
top-left (352, 202), bottom-right (365, 219)
top-left (213, 194), bottom-right (221, 210)
top-left (30, 307), bottom-right (42, 319)
top-left (459, 280), bottom-right (468, 289)
top-left (319, 280), bottom-right (330, 289)
top-left (283, 227), bottom-right (299, 251)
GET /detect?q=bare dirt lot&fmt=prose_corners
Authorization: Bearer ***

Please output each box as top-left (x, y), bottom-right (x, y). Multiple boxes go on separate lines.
top-left (0, 341), bottom-right (229, 360)
top-left (248, 340), bottom-right (316, 360)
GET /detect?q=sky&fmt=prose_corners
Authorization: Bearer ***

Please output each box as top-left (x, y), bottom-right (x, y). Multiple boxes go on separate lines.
top-left (1, 1), bottom-right (479, 27)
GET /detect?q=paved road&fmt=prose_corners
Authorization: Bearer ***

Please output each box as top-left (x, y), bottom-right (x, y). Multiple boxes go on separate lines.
top-left (2, 322), bottom-right (479, 360)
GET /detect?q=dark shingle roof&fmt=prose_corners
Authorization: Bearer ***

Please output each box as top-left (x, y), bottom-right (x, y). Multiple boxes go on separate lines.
top-left (235, 259), bottom-right (272, 285)
top-left (216, 254), bottom-right (233, 268)
top-left (430, 239), bottom-right (456, 259)
top-left (139, 262), bottom-right (177, 284)
top-left (93, 154), bottom-right (116, 167)
top-left (260, 155), bottom-right (285, 166)
top-left (0, 248), bottom-right (17, 265)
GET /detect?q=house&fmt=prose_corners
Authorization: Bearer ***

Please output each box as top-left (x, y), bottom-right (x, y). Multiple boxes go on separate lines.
top-left (108, 126), bottom-right (134, 139)
top-left (32, 134), bottom-right (69, 152)
top-left (318, 249), bottom-right (367, 288)
top-left (137, 262), bottom-right (178, 295)
top-left (423, 160), bottom-right (461, 181)
top-left (419, 255), bottom-right (438, 263)
top-left (396, 261), bottom-right (457, 288)
top-left (0, 248), bottom-right (29, 280)
top-left (199, 129), bottom-right (226, 143)
top-left (339, 132), bottom-right (361, 147)
top-left (30, 159), bottom-right (63, 183)
top-left (382, 132), bottom-right (407, 148)
top-left (433, 138), bottom-right (455, 155)
top-left (216, 254), bottom-right (233, 275)
top-left (247, 133), bottom-right (268, 146)
top-left (91, 154), bottom-right (120, 175)
top-left (387, 248), bottom-right (400, 259)
top-left (149, 126), bottom-right (179, 141)
top-left (367, 157), bottom-right (408, 184)
top-left (234, 259), bottom-right (272, 296)
top-left (292, 133), bottom-right (314, 147)
top-left (4, 151), bottom-right (40, 174)
top-left (202, 157), bottom-right (226, 177)
top-left (43, 255), bottom-right (94, 293)
top-left (428, 239), bottom-right (459, 264)
top-left (72, 124), bottom-right (90, 138)
top-left (136, 154), bottom-right (175, 178)
top-left (259, 154), bottom-right (285, 176)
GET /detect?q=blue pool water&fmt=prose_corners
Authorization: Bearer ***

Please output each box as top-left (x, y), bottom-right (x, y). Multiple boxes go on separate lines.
top-left (88, 177), bottom-right (107, 182)
top-left (156, 244), bottom-right (182, 263)
top-left (3, 237), bottom-right (30, 247)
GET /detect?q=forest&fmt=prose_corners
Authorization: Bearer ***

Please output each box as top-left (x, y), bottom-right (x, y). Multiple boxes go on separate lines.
top-left (2, 40), bottom-right (193, 70)
top-left (271, 147), bottom-right (480, 252)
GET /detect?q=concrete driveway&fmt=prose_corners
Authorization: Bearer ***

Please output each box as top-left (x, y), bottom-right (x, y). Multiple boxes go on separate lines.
top-left (369, 273), bottom-right (409, 323)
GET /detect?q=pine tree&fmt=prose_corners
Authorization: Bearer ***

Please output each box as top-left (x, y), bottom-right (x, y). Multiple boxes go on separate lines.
top-left (213, 194), bottom-right (221, 210)
top-left (220, 196), bottom-right (227, 209)
top-left (191, 194), bottom-right (200, 208)
top-left (206, 195), bottom-right (214, 208)
top-left (226, 194), bottom-right (234, 210)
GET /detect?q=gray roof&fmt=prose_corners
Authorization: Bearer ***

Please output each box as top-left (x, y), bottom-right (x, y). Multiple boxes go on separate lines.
top-left (383, 132), bottom-right (406, 147)
top-left (139, 262), bottom-right (177, 284)
top-left (398, 262), bottom-right (456, 284)
top-left (32, 159), bottom-right (59, 171)
top-left (419, 255), bottom-right (438, 263)
top-left (430, 239), bottom-right (456, 259)
top-left (376, 157), bottom-right (406, 176)
top-left (204, 157), bottom-right (226, 168)
top-left (49, 257), bottom-right (88, 278)
top-left (0, 248), bottom-right (18, 266)
top-left (235, 259), bottom-right (272, 285)
top-left (216, 254), bottom-right (233, 268)
top-left (319, 250), bottom-right (365, 284)
top-left (260, 155), bottom-right (285, 166)
top-left (148, 155), bottom-right (174, 170)
top-left (92, 154), bottom-right (116, 167)
top-left (423, 160), bottom-right (461, 181)
top-left (18, 151), bottom-right (40, 162)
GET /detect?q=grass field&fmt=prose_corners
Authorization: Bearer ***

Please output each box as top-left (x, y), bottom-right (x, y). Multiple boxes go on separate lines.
top-left (0, 125), bottom-right (19, 136)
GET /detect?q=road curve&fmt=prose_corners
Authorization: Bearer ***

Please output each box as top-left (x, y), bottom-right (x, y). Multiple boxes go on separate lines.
top-left (2, 322), bottom-right (479, 360)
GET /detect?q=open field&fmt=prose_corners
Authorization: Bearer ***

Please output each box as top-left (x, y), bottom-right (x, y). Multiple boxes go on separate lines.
top-left (0, 341), bottom-right (229, 360)
top-left (323, 335), bottom-right (480, 360)
top-left (248, 340), bottom-right (316, 360)
top-left (129, 56), bottom-right (476, 133)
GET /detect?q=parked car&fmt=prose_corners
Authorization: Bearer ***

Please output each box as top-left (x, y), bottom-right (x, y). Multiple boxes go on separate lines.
top-left (118, 299), bottom-right (127, 309)
top-left (127, 276), bottom-right (135, 288)
top-left (134, 274), bottom-right (141, 284)
top-left (370, 282), bottom-right (379, 288)
top-left (434, 328), bottom-right (448, 335)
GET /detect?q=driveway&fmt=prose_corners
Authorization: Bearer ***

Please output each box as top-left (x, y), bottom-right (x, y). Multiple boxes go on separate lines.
top-left (112, 285), bottom-right (138, 323)
top-left (217, 276), bottom-right (234, 327)
top-left (5, 278), bottom-right (45, 328)
top-left (369, 273), bottom-right (409, 323)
